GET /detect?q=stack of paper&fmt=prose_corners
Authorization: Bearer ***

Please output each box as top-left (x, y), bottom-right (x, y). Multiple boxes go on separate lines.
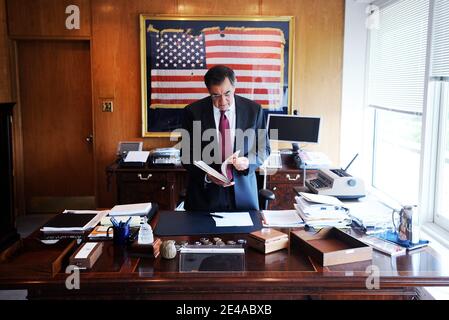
top-left (294, 193), bottom-right (351, 228)
top-left (261, 210), bottom-right (304, 227)
top-left (109, 202), bottom-right (152, 216)
top-left (100, 216), bottom-right (143, 227)
top-left (212, 212), bottom-right (253, 227)
top-left (124, 151), bottom-right (150, 163)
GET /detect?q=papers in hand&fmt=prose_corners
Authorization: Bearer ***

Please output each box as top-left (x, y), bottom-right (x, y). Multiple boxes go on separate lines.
top-left (261, 210), bottom-right (304, 227)
top-left (212, 212), bottom-right (253, 227)
top-left (193, 150), bottom-right (240, 184)
top-left (109, 202), bottom-right (152, 216)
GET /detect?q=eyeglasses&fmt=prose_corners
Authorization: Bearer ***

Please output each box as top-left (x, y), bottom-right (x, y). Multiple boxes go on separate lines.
top-left (210, 91), bottom-right (233, 100)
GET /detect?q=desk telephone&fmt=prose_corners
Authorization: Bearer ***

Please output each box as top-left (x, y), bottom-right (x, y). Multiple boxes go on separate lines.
top-left (305, 154), bottom-right (366, 199)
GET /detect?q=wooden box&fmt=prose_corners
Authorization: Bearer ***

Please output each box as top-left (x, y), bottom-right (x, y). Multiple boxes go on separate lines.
top-left (129, 238), bottom-right (161, 258)
top-left (290, 227), bottom-right (372, 266)
top-left (69, 242), bottom-right (103, 269)
top-left (0, 238), bottom-right (77, 277)
top-left (248, 228), bottom-right (289, 254)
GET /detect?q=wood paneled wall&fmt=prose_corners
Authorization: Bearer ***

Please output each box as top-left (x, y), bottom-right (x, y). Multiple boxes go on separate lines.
top-left (6, 0), bottom-right (344, 208)
top-left (7, 0), bottom-right (91, 38)
top-left (0, 0), bottom-right (12, 102)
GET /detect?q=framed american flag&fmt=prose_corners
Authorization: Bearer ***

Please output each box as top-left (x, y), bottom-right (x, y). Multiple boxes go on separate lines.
top-left (140, 15), bottom-right (294, 137)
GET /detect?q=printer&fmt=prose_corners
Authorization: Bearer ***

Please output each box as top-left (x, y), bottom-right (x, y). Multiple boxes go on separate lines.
top-left (305, 167), bottom-right (366, 199)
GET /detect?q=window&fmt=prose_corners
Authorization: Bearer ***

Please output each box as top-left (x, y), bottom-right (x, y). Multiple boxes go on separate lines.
top-left (366, 0), bottom-right (429, 205)
top-left (432, 0), bottom-right (449, 231)
top-left (365, 0), bottom-right (449, 232)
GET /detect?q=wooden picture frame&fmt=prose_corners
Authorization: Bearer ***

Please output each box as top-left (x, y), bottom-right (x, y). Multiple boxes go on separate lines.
top-left (140, 15), bottom-right (295, 137)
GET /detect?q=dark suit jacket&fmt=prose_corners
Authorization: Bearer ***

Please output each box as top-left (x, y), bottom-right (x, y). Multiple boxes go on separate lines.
top-left (181, 95), bottom-right (270, 211)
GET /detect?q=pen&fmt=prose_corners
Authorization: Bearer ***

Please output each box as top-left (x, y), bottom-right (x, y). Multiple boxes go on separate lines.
top-left (208, 213), bottom-right (224, 219)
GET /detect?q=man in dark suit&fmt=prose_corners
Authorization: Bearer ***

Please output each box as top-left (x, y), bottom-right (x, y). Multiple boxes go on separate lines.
top-left (181, 65), bottom-right (270, 211)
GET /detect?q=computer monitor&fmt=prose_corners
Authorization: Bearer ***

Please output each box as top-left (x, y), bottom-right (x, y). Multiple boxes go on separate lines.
top-left (267, 114), bottom-right (321, 144)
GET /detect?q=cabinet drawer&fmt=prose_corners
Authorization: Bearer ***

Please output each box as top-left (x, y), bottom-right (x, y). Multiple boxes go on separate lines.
top-left (117, 172), bottom-right (166, 183)
top-left (268, 183), bottom-right (298, 210)
top-left (268, 172), bottom-right (303, 183)
top-left (118, 181), bottom-right (172, 208)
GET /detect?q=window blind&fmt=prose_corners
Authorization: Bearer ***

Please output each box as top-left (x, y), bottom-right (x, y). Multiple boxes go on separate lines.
top-left (367, 0), bottom-right (430, 113)
top-left (431, 0), bottom-right (449, 78)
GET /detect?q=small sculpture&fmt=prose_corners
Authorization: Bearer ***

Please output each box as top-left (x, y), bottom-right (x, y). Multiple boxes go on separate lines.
top-left (160, 240), bottom-right (177, 259)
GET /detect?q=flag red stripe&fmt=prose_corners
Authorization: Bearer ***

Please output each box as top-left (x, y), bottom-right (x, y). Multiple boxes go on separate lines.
top-left (151, 75), bottom-right (204, 82)
top-left (152, 88), bottom-right (208, 94)
top-left (151, 75), bottom-right (280, 83)
top-left (151, 88), bottom-right (280, 94)
top-left (206, 40), bottom-right (282, 48)
top-left (203, 29), bottom-right (282, 36)
top-left (206, 52), bottom-right (281, 59)
top-left (207, 64), bottom-right (281, 71)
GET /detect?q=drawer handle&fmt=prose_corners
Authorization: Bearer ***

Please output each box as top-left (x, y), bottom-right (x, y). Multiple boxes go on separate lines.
top-left (161, 186), bottom-right (166, 190)
top-left (286, 174), bottom-right (300, 181)
top-left (273, 187), bottom-right (277, 191)
top-left (138, 173), bottom-right (152, 181)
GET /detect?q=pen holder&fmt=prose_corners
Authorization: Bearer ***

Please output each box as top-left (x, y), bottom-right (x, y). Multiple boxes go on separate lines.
top-left (107, 224), bottom-right (131, 246)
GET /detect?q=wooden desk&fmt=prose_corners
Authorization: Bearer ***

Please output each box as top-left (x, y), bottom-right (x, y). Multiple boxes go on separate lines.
top-left (1, 211), bottom-right (449, 300)
top-left (106, 153), bottom-right (312, 210)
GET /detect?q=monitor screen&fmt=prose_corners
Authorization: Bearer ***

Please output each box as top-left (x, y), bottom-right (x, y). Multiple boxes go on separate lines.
top-left (267, 114), bottom-right (321, 143)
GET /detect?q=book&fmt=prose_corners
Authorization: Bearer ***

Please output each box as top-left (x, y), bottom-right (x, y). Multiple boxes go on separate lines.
top-left (193, 150), bottom-right (240, 184)
top-left (109, 202), bottom-right (152, 216)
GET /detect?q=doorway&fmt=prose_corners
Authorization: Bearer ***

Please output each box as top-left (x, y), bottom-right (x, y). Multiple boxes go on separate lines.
top-left (17, 40), bottom-right (95, 213)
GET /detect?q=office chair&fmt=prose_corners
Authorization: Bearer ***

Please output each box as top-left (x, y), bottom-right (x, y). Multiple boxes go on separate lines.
top-left (259, 188), bottom-right (275, 210)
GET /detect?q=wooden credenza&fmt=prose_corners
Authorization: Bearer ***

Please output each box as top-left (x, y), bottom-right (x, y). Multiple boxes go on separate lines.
top-left (106, 163), bottom-right (187, 210)
top-left (262, 153), bottom-right (316, 209)
top-left (106, 153), bottom-right (311, 210)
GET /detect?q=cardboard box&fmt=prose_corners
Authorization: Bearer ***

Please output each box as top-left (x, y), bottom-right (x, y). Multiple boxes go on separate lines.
top-left (290, 227), bottom-right (372, 266)
top-left (248, 228), bottom-right (289, 254)
top-left (69, 242), bottom-right (103, 269)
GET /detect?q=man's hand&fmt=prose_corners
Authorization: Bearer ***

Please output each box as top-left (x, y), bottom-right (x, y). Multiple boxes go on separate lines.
top-left (206, 174), bottom-right (235, 187)
top-left (232, 157), bottom-right (249, 171)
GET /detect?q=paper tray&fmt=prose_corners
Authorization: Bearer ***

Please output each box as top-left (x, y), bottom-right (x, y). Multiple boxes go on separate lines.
top-left (290, 227), bottom-right (372, 266)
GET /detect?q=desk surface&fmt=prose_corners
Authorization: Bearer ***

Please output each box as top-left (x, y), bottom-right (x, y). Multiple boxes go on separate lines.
top-left (1, 211), bottom-right (449, 300)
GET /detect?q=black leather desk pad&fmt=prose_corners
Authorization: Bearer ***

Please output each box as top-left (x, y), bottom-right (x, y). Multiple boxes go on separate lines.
top-left (154, 210), bottom-right (263, 236)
